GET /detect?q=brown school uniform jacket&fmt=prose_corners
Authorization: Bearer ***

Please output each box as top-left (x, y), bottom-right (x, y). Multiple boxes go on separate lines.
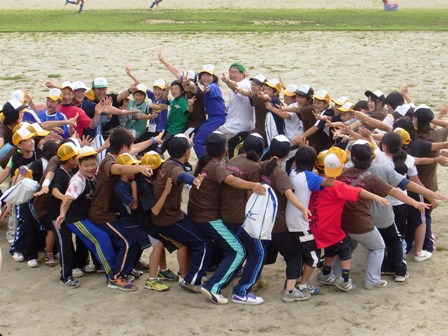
top-left (151, 159), bottom-right (186, 226)
top-left (338, 167), bottom-right (392, 234)
top-left (188, 159), bottom-right (231, 223)
top-left (88, 154), bottom-right (119, 224)
top-left (220, 155), bottom-right (261, 224)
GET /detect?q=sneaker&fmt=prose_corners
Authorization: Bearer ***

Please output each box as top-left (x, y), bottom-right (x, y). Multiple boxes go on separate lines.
top-left (365, 280), bottom-right (388, 290)
top-left (394, 271), bottom-right (410, 282)
top-left (131, 269), bottom-right (144, 278)
top-left (72, 268), bottom-right (84, 278)
top-left (124, 274), bottom-right (135, 283)
top-left (45, 252), bottom-right (56, 267)
top-left (179, 280), bottom-right (201, 294)
top-left (82, 264), bottom-right (97, 273)
top-left (282, 288), bottom-right (311, 302)
top-left (231, 292), bottom-right (264, 305)
top-left (107, 277), bottom-right (138, 292)
top-left (334, 277), bottom-right (353, 292)
top-left (12, 252), bottom-right (24, 262)
top-left (60, 276), bottom-right (80, 288)
top-left (297, 283), bottom-right (321, 295)
top-left (144, 278), bottom-right (169, 292)
top-left (381, 270), bottom-right (395, 276)
top-left (27, 259), bottom-right (39, 268)
top-left (200, 287), bottom-right (228, 305)
top-left (316, 271), bottom-right (336, 285)
top-left (158, 268), bottom-right (179, 282)
top-left (413, 250), bottom-right (432, 262)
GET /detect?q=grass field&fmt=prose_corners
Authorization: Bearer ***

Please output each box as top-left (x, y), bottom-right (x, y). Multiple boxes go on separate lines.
top-left (1, 9), bottom-right (448, 32)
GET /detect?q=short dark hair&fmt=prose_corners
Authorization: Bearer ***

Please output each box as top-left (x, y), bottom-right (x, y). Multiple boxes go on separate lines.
top-left (109, 127), bottom-right (133, 154)
top-left (351, 144), bottom-right (373, 170)
top-left (170, 80), bottom-right (185, 93)
top-left (294, 147), bottom-right (317, 172)
top-left (385, 92), bottom-right (405, 110)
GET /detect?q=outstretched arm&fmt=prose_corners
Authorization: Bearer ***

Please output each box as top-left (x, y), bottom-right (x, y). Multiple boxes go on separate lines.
top-left (158, 50), bottom-right (183, 79)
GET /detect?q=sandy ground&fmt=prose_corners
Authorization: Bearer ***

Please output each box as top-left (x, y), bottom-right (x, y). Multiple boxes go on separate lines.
top-left (1, 1), bottom-right (448, 336)
top-left (2, 0), bottom-right (448, 10)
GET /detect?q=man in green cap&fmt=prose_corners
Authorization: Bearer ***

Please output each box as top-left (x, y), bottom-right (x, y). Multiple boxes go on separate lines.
top-left (219, 62), bottom-right (254, 158)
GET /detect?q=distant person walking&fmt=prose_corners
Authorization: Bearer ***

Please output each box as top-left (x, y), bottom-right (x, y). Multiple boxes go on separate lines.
top-left (149, 0), bottom-right (163, 11)
top-left (65, 0), bottom-right (85, 13)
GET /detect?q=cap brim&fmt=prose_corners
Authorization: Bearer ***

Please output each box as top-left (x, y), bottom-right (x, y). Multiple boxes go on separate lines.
top-left (78, 151), bottom-right (98, 159)
top-left (153, 85), bottom-right (165, 90)
top-left (295, 91), bottom-right (309, 97)
top-left (250, 79), bottom-right (263, 85)
top-left (35, 130), bottom-right (50, 136)
top-left (199, 71), bottom-right (214, 76)
top-left (46, 95), bottom-right (60, 101)
top-left (283, 90), bottom-right (295, 97)
top-left (93, 85), bottom-right (107, 89)
top-left (324, 165), bottom-right (343, 178)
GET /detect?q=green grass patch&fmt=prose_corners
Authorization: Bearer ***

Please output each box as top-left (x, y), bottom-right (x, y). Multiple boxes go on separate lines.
top-left (0, 9), bottom-right (447, 32)
top-left (47, 73), bottom-right (61, 79)
top-left (0, 74), bottom-right (25, 80)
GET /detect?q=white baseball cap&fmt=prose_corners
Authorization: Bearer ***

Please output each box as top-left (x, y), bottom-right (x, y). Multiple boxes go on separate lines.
top-left (73, 81), bottom-right (88, 91)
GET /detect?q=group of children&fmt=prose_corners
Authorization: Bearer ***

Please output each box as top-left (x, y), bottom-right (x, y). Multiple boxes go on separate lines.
top-left (0, 59), bottom-right (447, 305)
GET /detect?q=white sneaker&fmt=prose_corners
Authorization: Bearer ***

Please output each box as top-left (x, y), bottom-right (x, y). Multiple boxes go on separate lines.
top-left (413, 250), bottom-right (432, 262)
top-left (12, 252), bottom-right (24, 262)
top-left (72, 268), bottom-right (84, 278)
top-left (27, 259), bottom-right (39, 268)
top-left (200, 287), bottom-right (228, 305)
top-left (395, 271), bottom-right (410, 282)
top-left (231, 292), bottom-right (264, 305)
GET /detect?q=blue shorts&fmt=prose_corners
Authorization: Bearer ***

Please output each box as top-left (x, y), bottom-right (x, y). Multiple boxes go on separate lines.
top-left (124, 226), bottom-right (160, 250)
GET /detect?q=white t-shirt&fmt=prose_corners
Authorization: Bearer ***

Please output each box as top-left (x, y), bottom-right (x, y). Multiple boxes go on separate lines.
top-left (223, 78), bottom-right (254, 134)
top-left (374, 114), bottom-right (394, 134)
top-left (284, 103), bottom-right (303, 141)
top-left (285, 170), bottom-right (323, 232)
top-left (373, 149), bottom-right (418, 206)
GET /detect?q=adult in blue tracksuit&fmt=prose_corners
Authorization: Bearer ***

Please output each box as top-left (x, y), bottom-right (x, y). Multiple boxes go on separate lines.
top-left (193, 64), bottom-right (227, 159)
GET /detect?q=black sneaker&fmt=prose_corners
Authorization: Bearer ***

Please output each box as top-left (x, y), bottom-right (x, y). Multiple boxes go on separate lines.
top-left (60, 276), bottom-right (81, 288)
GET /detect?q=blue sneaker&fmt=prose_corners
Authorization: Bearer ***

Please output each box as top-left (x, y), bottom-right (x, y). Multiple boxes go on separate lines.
top-left (297, 283), bottom-right (321, 295)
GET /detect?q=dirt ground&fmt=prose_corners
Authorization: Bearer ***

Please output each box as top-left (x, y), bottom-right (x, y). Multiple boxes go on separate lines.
top-left (1, 1), bottom-right (448, 336)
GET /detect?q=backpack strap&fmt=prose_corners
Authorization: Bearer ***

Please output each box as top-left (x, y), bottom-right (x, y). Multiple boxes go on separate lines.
top-left (350, 171), bottom-right (372, 186)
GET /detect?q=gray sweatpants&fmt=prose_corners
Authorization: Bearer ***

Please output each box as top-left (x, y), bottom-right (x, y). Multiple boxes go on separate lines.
top-left (348, 227), bottom-right (385, 288)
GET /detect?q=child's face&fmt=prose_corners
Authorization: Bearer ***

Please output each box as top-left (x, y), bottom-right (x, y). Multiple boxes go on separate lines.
top-left (61, 88), bottom-right (74, 105)
top-left (313, 99), bottom-right (328, 113)
top-left (94, 88), bottom-right (107, 101)
top-left (263, 85), bottom-right (277, 97)
top-left (295, 95), bottom-right (308, 106)
top-left (18, 138), bottom-right (35, 153)
top-left (133, 91), bottom-right (146, 104)
top-left (170, 85), bottom-right (182, 98)
top-left (367, 96), bottom-right (376, 112)
top-left (284, 95), bottom-right (295, 105)
top-left (250, 81), bottom-right (262, 94)
top-left (74, 89), bottom-right (86, 103)
top-left (153, 87), bottom-right (165, 99)
top-left (79, 157), bottom-right (98, 179)
top-left (46, 98), bottom-right (59, 113)
top-left (340, 112), bottom-right (354, 122)
top-left (200, 73), bottom-right (214, 85)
